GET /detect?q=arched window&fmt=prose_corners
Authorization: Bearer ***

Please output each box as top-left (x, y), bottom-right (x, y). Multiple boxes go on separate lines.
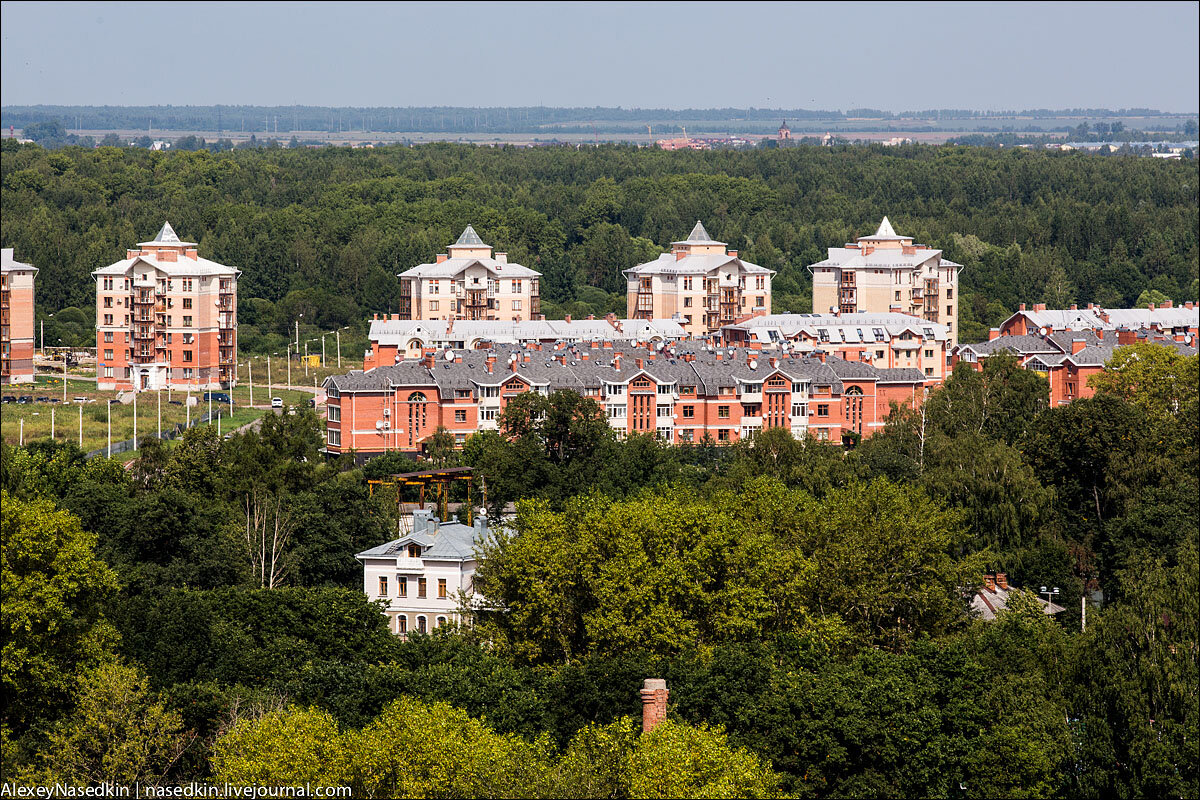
top-left (436, 616), bottom-right (447, 628)
top-left (417, 616), bottom-right (427, 634)
top-left (397, 615), bottom-right (407, 635)
top-left (407, 393), bottom-right (428, 446)
top-left (845, 385), bottom-right (863, 395)
top-left (407, 392), bottom-right (427, 403)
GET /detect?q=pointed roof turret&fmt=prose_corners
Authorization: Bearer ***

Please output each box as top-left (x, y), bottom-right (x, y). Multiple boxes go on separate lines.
top-left (138, 221), bottom-right (195, 247)
top-left (672, 221), bottom-right (726, 247)
top-left (449, 225), bottom-right (486, 248)
top-left (875, 216), bottom-right (897, 238)
top-left (857, 216), bottom-right (910, 243)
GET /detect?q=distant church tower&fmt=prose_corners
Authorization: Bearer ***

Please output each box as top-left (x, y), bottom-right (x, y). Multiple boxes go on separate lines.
top-left (778, 120), bottom-right (791, 140)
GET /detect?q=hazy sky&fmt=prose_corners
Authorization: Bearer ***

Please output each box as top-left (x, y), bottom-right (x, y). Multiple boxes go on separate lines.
top-left (2, 1), bottom-right (1197, 111)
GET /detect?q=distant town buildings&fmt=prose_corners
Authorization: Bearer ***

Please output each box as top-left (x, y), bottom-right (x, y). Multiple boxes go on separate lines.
top-left (1, 248), bottom-right (37, 385)
top-left (809, 217), bottom-right (963, 346)
top-left (778, 120), bottom-right (791, 141)
top-left (970, 573), bottom-right (1065, 621)
top-left (356, 508), bottom-right (490, 636)
top-left (93, 223), bottom-right (240, 391)
top-left (323, 339), bottom-right (930, 456)
top-left (397, 226), bottom-right (542, 322)
top-left (624, 222), bottom-right (774, 338)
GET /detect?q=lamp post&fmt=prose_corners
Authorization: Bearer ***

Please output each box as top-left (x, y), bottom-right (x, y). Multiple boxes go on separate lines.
top-left (1039, 586), bottom-right (1061, 608)
top-left (336, 328), bottom-right (342, 368)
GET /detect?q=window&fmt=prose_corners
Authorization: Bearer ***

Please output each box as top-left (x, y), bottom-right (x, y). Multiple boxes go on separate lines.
top-left (718, 406), bottom-right (730, 419)
top-left (679, 429), bottom-right (694, 442)
top-left (418, 578), bottom-right (427, 598)
top-left (925, 367), bottom-right (934, 376)
top-left (895, 291), bottom-right (901, 301)
top-left (408, 544), bottom-right (421, 558)
top-left (183, 315), bottom-right (193, 327)
top-left (658, 384), bottom-right (671, 394)
top-left (103, 366), bottom-right (114, 378)
top-left (756, 276), bottom-right (766, 290)
top-left (182, 279), bottom-right (193, 291)
top-left (684, 296), bottom-right (692, 307)
top-left (817, 404), bottom-right (829, 417)
top-left (607, 404), bottom-right (626, 419)
top-left (511, 279), bottom-right (522, 292)
top-left (606, 383), bottom-right (625, 396)
top-left (946, 288), bottom-right (953, 299)
top-left (925, 349), bottom-right (934, 358)
top-left (876, 350), bottom-right (885, 359)
top-left (182, 298), bottom-right (193, 309)
top-left (378, 577), bottom-right (388, 596)
top-left (398, 577), bottom-right (407, 597)
top-left (683, 277), bottom-right (693, 290)
top-left (417, 616), bottom-right (427, 634)
top-left (455, 433), bottom-right (466, 444)
top-left (718, 429), bottom-right (731, 442)
top-left (182, 368), bottom-right (193, 379)
top-left (480, 407), bottom-right (497, 421)
top-left (102, 277), bottom-right (113, 290)
top-left (429, 300), bottom-right (439, 311)
top-left (327, 430), bottom-right (341, 446)
top-left (104, 314), bottom-right (114, 325)
top-left (947, 305), bottom-right (953, 317)
top-left (429, 280), bottom-right (440, 294)
top-left (817, 429), bottom-right (829, 441)
top-left (398, 615), bottom-right (408, 634)
top-left (512, 300), bottom-right (522, 311)
top-left (104, 332), bottom-right (114, 343)
top-left (682, 405), bottom-right (695, 418)
top-left (792, 403), bottom-right (807, 417)
top-left (656, 405), bottom-right (671, 418)
top-left (182, 333), bottom-right (193, 344)
top-left (455, 409), bottom-right (467, 423)
top-left (103, 296), bottom-right (113, 308)
top-left (436, 616), bottom-right (447, 628)
top-left (757, 296), bottom-right (765, 307)
top-left (104, 349), bottom-right (114, 361)
top-left (183, 350), bottom-right (193, 363)
top-left (327, 405), bottom-right (340, 422)
top-left (480, 386), bottom-right (499, 398)
top-left (438, 578), bottom-right (447, 599)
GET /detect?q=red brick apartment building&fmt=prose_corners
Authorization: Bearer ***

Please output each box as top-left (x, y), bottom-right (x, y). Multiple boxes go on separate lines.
top-left (93, 223), bottom-right (240, 391)
top-left (1, 248), bottom-right (38, 385)
top-left (954, 301), bottom-right (1198, 406)
top-left (323, 341), bottom-right (932, 456)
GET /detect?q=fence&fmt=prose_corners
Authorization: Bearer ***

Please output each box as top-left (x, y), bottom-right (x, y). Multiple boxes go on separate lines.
top-left (85, 411), bottom-right (219, 460)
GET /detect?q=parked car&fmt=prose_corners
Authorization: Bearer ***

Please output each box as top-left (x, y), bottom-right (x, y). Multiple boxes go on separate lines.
top-left (1, 395), bottom-right (16, 404)
top-left (271, 397), bottom-right (283, 409)
top-left (202, 391), bottom-right (233, 406)
top-left (36, 396), bottom-right (55, 403)
top-left (168, 400), bottom-right (183, 406)
top-left (17, 396), bottom-right (34, 404)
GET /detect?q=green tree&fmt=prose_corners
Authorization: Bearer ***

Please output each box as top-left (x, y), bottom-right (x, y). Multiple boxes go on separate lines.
top-left (1, 491), bottom-right (119, 734)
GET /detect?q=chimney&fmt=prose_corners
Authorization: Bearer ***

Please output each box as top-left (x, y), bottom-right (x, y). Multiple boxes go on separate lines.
top-left (1033, 303), bottom-right (1047, 312)
top-left (1071, 338), bottom-right (1086, 355)
top-left (1019, 303), bottom-right (1026, 312)
top-left (675, 249), bottom-right (687, 261)
top-left (606, 312), bottom-right (618, 329)
top-left (728, 250), bottom-right (738, 259)
top-left (984, 574), bottom-right (996, 592)
top-left (1095, 329), bottom-right (1103, 340)
top-left (640, 679), bottom-right (669, 733)
top-left (565, 314), bottom-right (571, 323)
top-left (814, 350), bottom-right (826, 363)
top-left (988, 328), bottom-right (1000, 341)
top-left (587, 314), bottom-right (595, 320)
top-left (996, 572), bottom-right (1009, 591)
top-left (1148, 302), bottom-right (1156, 311)
top-left (635, 358), bottom-right (644, 370)
top-left (127, 249), bottom-right (139, 259)
top-left (1117, 328), bottom-right (1137, 346)
top-left (486, 355), bottom-right (495, 374)
top-left (613, 354), bottom-right (621, 371)
top-left (1185, 301), bottom-right (1194, 310)
top-left (373, 313), bottom-right (379, 320)
top-left (510, 358), bottom-right (518, 373)
top-left (1069, 304), bottom-right (1077, 311)
top-left (495, 252), bottom-right (508, 264)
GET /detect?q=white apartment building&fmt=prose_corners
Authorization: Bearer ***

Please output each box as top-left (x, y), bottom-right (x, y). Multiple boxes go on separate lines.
top-left (809, 217), bottom-right (963, 347)
top-left (356, 509), bottom-right (490, 636)
top-left (398, 226), bottom-right (541, 322)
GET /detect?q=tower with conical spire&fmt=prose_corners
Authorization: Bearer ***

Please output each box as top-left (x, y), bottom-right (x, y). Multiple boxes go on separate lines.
top-left (807, 216), bottom-right (963, 347)
top-left (94, 223), bottom-right (240, 391)
top-left (396, 226), bottom-right (541, 322)
top-left (623, 221), bottom-right (775, 337)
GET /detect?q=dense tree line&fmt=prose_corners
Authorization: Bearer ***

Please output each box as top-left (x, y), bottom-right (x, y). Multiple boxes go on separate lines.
top-left (2, 343), bottom-right (1195, 796)
top-left (3, 139), bottom-right (1197, 352)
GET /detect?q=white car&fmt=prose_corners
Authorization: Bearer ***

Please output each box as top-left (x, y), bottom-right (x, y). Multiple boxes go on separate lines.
top-left (271, 397), bottom-right (283, 408)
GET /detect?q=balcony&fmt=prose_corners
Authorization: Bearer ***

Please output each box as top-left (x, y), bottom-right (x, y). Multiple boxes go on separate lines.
top-left (394, 556), bottom-right (425, 571)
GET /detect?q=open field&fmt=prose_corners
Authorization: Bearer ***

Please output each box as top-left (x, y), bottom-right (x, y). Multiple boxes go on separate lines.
top-left (1, 370), bottom-right (326, 456)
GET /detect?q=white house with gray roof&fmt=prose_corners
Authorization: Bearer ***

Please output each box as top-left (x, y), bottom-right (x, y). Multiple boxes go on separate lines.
top-left (356, 508), bottom-right (492, 637)
top-left (398, 226), bottom-right (541, 323)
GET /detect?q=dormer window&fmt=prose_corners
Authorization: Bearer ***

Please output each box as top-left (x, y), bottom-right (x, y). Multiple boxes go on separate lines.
top-left (407, 544), bottom-right (421, 559)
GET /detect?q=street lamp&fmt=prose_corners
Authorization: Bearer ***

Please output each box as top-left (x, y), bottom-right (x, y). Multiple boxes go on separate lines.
top-left (1039, 586), bottom-right (1061, 606)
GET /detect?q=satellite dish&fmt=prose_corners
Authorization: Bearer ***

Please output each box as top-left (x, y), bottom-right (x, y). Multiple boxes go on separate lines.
top-left (748, 360), bottom-right (758, 370)
top-left (444, 350), bottom-right (455, 361)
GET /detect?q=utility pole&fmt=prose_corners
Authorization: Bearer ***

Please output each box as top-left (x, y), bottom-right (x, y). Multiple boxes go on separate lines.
top-left (79, 404), bottom-right (83, 447)
top-left (249, 361), bottom-right (254, 407)
top-left (322, 334), bottom-right (326, 367)
top-left (336, 329), bottom-right (341, 368)
top-left (287, 346), bottom-right (292, 389)
top-left (305, 341), bottom-right (309, 377)
top-left (267, 356), bottom-right (272, 398)
top-left (133, 392), bottom-right (137, 451)
top-left (107, 400), bottom-right (111, 459)
top-left (51, 407), bottom-right (55, 439)
top-left (158, 390), bottom-right (161, 439)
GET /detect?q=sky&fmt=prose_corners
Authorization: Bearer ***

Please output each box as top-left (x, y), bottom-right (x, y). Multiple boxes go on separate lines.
top-left (2, 1), bottom-right (1197, 112)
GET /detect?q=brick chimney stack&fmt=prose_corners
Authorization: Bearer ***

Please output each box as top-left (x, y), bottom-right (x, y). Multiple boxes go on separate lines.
top-left (1071, 338), bottom-right (1087, 355)
top-left (984, 574), bottom-right (996, 592)
top-left (996, 572), bottom-right (1009, 590)
top-left (640, 679), bottom-right (669, 733)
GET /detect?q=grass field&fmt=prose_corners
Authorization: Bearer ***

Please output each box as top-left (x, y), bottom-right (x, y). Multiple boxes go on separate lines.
top-left (2, 370), bottom-right (327, 456)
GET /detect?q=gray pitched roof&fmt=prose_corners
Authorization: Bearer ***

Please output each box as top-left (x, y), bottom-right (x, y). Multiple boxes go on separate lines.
top-left (137, 221), bottom-right (196, 247)
top-left (671, 220), bottom-right (726, 246)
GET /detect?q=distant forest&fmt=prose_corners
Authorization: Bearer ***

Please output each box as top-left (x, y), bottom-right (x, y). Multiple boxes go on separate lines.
top-left (2, 104), bottom-right (1195, 135)
top-left (1, 139), bottom-right (1196, 353)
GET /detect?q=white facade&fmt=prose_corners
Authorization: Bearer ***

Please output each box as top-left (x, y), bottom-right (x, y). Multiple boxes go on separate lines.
top-left (356, 509), bottom-right (490, 636)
